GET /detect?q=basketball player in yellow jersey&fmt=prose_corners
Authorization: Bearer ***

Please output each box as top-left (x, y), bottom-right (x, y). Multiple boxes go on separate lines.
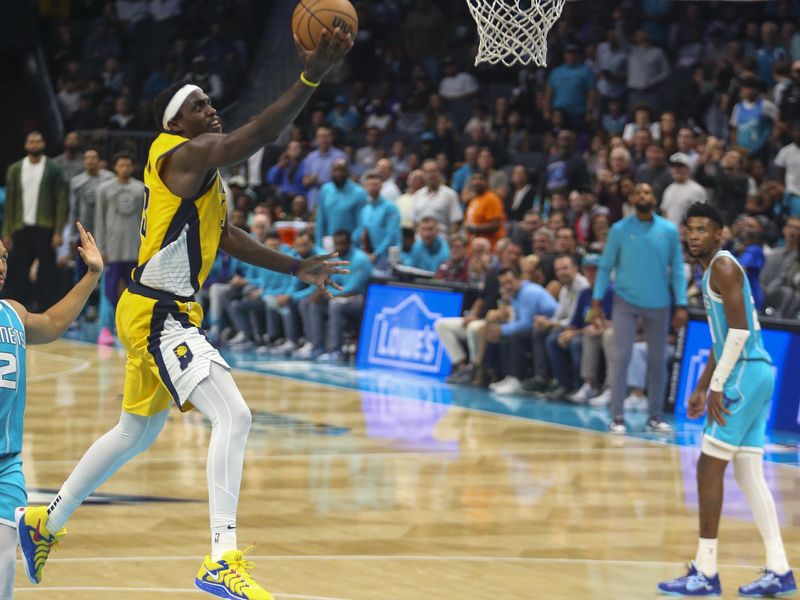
top-left (17, 29), bottom-right (353, 600)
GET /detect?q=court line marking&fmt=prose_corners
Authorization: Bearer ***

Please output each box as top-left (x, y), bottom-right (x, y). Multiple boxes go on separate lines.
top-left (51, 339), bottom-right (800, 471)
top-left (28, 554), bottom-right (764, 570)
top-left (16, 589), bottom-right (349, 599)
top-left (24, 444), bottom-right (679, 466)
top-left (27, 350), bottom-right (92, 382)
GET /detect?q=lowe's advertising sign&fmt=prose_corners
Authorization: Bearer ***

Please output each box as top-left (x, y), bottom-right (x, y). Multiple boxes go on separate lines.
top-left (676, 318), bottom-right (800, 433)
top-left (357, 283), bottom-right (464, 377)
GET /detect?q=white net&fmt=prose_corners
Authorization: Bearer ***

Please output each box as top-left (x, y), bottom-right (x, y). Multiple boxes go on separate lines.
top-left (467, 0), bottom-right (566, 67)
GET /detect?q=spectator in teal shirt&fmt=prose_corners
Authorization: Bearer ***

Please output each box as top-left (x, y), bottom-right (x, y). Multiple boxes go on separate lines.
top-left (353, 172), bottom-right (401, 271)
top-left (315, 159), bottom-right (368, 248)
top-left (544, 44), bottom-right (597, 124)
top-left (402, 216), bottom-right (451, 273)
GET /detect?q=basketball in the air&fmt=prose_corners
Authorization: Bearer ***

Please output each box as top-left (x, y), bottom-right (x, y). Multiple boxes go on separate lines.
top-left (292, 0), bottom-right (359, 51)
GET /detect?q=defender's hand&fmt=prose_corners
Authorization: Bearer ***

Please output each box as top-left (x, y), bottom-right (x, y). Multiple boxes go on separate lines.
top-left (297, 252), bottom-right (349, 299)
top-left (76, 222), bottom-right (103, 274)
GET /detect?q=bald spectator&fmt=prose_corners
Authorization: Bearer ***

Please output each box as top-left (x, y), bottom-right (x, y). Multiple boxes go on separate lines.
top-left (396, 169), bottom-right (424, 229)
top-left (375, 158), bottom-right (401, 202)
top-left (465, 172), bottom-right (506, 249)
top-left (413, 159), bottom-right (463, 234)
top-left (315, 159), bottom-right (368, 250)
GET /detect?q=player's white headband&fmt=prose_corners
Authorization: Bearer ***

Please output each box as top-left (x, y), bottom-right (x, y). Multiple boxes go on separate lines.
top-left (162, 84), bottom-right (202, 130)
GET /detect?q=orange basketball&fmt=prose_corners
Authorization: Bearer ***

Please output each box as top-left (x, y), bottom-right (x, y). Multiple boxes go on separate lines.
top-left (291, 0), bottom-right (359, 51)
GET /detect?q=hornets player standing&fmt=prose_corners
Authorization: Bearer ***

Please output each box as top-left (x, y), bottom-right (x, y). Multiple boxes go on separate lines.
top-left (17, 29), bottom-right (353, 599)
top-left (658, 203), bottom-right (796, 597)
top-left (0, 223), bottom-right (102, 598)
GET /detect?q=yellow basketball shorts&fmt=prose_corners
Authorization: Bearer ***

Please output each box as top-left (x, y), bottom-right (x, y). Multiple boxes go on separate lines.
top-left (116, 286), bottom-right (230, 416)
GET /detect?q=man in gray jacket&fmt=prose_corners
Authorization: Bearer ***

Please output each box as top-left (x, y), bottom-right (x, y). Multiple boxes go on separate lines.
top-left (94, 153), bottom-right (144, 343)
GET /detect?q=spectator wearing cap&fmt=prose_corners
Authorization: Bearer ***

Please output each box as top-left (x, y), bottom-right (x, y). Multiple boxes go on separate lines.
top-left (326, 95), bottom-right (359, 134)
top-left (775, 122), bottom-right (800, 217)
top-left (634, 144), bottom-right (673, 204)
top-left (661, 152), bottom-right (708, 226)
top-left (544, 43), bottom-right (596, 126)
top-left (302, 126), bottom-right (348, 211)
top-left (186, 55), bottom-right (224, 104)
top-left (729, 75), bottom-right (779, 160)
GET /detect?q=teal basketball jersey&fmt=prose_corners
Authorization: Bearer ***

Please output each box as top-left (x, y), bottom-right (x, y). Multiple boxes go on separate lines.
top-left (0, 300), bottom-right (26, 456)
top-left (701, 251), bottom-right (771, 364)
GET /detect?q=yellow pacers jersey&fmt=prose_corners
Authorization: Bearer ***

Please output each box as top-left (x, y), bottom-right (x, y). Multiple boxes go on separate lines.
top-left (135, 132), bottom-right (227, 297)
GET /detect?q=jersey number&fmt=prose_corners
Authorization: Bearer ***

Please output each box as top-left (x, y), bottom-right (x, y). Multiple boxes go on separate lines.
top-left (140, 186), bottom-right (151, 238)
top-left (0, 352), bottom-right (17, 390)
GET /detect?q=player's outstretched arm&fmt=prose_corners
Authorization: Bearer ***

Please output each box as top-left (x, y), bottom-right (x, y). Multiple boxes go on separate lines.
top-left (219, 222), bottom-right (349, 299)
top-left (9, 222), bottom-right (103, 345)
top-left (174, 29), bottom-right (353, 171)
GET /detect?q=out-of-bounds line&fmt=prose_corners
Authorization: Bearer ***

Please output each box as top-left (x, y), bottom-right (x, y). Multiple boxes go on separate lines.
top-left (32, 554), bottom-right (762, 570)
top-left (25, 444), bottom-right (674, 466)
top-left (15, 589), bottom-right (350, 600)
top-left (27, 350), bottom-right (91, 382)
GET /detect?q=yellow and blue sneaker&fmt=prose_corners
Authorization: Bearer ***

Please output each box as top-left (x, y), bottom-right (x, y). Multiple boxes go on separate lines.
top-left (195, 546), bottom-right (274, 599)
top-left (15, 506), bottom-right (67, 584)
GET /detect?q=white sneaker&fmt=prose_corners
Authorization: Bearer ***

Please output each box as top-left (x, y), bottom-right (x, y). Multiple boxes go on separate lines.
top-left (568, 382), bottom-right (597, 404)
top-left (624, 394), bottom-right (648, 412)
top-left (493, 377), bottom-right (523, 395)
top-left (292, 342), bottom-right (315, 359)
top-left (609, 418), bottom-right (626, 435)
top-left (489, 376), bottom-right (513, 391)
top-left (227, 331), bottom-right (248, 345)
top-left (270, 340), bottom-right (297, 355)
top-left (588, 388), bottom-right (611, 407)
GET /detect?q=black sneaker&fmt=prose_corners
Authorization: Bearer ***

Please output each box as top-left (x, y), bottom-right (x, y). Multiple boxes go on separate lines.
top-left (446, 363), bottom-right (475, 384)
top-left (646, 417), bottom-right (673, 433)
top-left (522, 375), bottom-right (549, 392)
top-left (545, 386), bottom-right (570, 401)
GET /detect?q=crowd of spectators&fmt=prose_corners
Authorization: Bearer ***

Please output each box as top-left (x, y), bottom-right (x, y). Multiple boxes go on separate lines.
top-left (6, 1), bottom-right (800, 427)
top-left (42, 0), bottom-right (266, 133)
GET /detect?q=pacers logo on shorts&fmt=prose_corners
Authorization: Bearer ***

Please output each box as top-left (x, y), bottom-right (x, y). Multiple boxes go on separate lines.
top-left (173, 343), bottom-right (193, 371)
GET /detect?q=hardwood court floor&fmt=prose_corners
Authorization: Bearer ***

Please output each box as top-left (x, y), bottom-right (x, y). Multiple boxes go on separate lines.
top-left (14, 341), bottom-right (800, 599)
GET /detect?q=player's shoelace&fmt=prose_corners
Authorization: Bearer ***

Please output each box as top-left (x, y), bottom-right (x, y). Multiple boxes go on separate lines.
top-left (228, 545), bottom-right (259, 589)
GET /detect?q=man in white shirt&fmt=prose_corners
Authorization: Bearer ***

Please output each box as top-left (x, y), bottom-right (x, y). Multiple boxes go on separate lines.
top-left (438, 57), bottom-right (478, 101)
top-left (661, 152), bottom-right (708, 226)
top-left (413, 159), bottom-right (463, 234)
top-left (775, 123), bottom-right (800, 217)
top-left (396, 169), bottom-right (424, 229)
top-left (374, 158), bottom-right (401, 203)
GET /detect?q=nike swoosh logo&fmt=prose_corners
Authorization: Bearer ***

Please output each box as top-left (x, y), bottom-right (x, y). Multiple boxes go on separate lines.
top-left (205, 569), bottom-right (221, 581)
top-left (686, 580), bottom-right (711, 592)
top-left (227, 525), bottom-right (236, 530)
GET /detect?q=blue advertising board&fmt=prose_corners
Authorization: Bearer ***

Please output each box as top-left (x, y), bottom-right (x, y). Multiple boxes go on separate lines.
top-left (357, 282), bottom-right (464, 378)
top-left (675, 318), bottom-right (800, 433)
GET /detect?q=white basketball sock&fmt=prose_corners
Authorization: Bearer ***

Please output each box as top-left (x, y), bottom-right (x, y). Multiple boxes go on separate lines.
top-left (734, 452), bottom-right (791, 575)
top-left (47, 409), bottom-right (169, 533)
top-left (188, 363), bottom-right (252, 562)
top-left (695, 538), bottom-right (718, 577)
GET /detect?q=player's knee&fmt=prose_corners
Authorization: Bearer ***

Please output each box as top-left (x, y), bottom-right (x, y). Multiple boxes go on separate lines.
top-left (228, 399), bottom-right (252, 438)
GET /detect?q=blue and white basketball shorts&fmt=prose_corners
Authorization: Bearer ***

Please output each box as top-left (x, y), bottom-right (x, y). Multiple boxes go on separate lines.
top-left (0, 454), bottom-right (26, 527)
top-left (704, 360), bottom-right (774, 453)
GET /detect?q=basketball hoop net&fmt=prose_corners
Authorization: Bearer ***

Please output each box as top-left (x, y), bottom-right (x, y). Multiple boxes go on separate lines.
top-left (467, 0), bottom-right (566, 67)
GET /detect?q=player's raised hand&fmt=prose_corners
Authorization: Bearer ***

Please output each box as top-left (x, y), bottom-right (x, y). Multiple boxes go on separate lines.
top-left (75, 222), bottom-right (103, 274)
top-left (297, 252), bottom-right (350, 299)
top-left (294, 27), bottom-right (354, 82)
